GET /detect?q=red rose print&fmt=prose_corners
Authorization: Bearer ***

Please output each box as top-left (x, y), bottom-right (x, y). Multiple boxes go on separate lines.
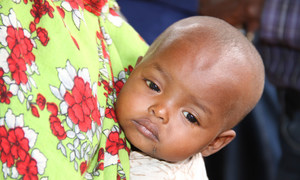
top-left (91, 96), bottom-right (101, 125)
top-left (16, 154), bottom-right (38, 180)
top-left (66, 0), bottom-right (84, 10)
top-left (29, 22), bottom-right (36, 33)
top-left (0, 69), bottom-right (3, 79)
top-left (105, 107), bottom-right (117, 122)
top-left (0, 69), bottom-right (13, 104)
top-left (114, 80), bottom-right (124, 97)
top-left (127, 65), bottom-right (133, 73)
top-left (106, 132), bottom-right (126, 155)
top-left (101, 80), bottom-right (112, 94)
top-left (96, 31), bottom-right (103, 40)
top-left (36, 27), bottom-right (49, 46)
top-left (0, 84), bottom-right (12, 104)
top-left (80, 161), bottom-right (87, 175)
top-left (109, 8), bottom-right (119, 16)
top-left (6, 26), bottom-right (35, 65)
top-left (0, 126), bottom-right (9, 153)
top-left (47, 102), bottom-right (58, 116)
top-left (64, 76), bottom-right (100, 132)
top-left (31, 104), bottom-right (40, 118)
top-left (0, 125), bottom-right (8, 141)
top-left (7, 53), bottom-right (28, 85)
top-left (97, 162), bottom-right (104, 170)
top-left (71, 35), bottom-right (80, 50)
top-left (30, 0), bottom-right (54, 24)
top-left (8, 127), bottom-right (30, 161)
top-left (83, 0), bottom-right (107, 16)
top-left (101, 40), bottom-right (109, 59)
top-left (56, 6), bottom-right (65, 18)
top-left (0, 126), bottom-right (14, 167)
top-left (97, 147), bottom-right (104, 162)
top-left (36, 93), bottom-right (46, 110)
top-left (49, 115), bottom-right (67, 140)
top-left (1, 150), bottom-right (14, 168)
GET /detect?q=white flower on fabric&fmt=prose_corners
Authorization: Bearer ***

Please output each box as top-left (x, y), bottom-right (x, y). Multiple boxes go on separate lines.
top-left (0, 9), bottom-right (38, 102)
top-left (1, 9), bottom-right (26, 34)
top-left (101, 27), bottom-right (112, 45)
top-left (84, 172), bottom-right (93, 180)
top-left (50, 85), bottom-right (64, 100)
top-left (12, 0), bottom-right (21, 4)
top-left (30, 62), bottom-right (39, 75)
top-left (103, 129), bottom-right (111, 138)
top-left (72, 9), bottom-right (85, 29)
top-left (60, 101), bottom-right (68, 114)
top-left (31, 149), bottom-right (47, 175)
top-left (0, 48), bottom-right (9, 72)
top-left (0, 26), bottom-right (8, 46)
top-left (61, 1), bottom-right (85, 29)
top-left (118, 70), bottom-right (126, 80)
top-left (17, 87), bottom-right (25, 103)
top-left (0, 118), bottom-right (4, 126)
top-left (1, 9), bottom-right (16, 27)
top-left (9, 83), bottom-right (18, 95)
top-left (112, 125), bottom-right (119, 133)
top-left (61, 1), bottom-right (72, 11)
top-left (5, 109), bottom-right (24, 129)
top-left (57, 60), bottom-right (78, 91)
top-left (78, 68), bottom-right (91, 85)
top-left (99, 67), bottom-right (109, 79)
top-left (104, 152), bottom-right (118, 167)
top-left (11, 166), bottom-right (18, 178)
top-left (58, 67), bottom-right (75, 90)
top-left (66, 60), bottom-right (77, 79)
top-left (23, 127), bottom-right (38, 148)
top-left (2, 163), bottom-right (10, 179)
top-left (57, 142), bottom-right (67, 157)
top-left (107, 13), bottom-right (123, 27)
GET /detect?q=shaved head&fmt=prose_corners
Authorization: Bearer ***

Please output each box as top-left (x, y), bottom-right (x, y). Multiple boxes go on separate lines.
top-left (117, 16), bottom-right (265, 160)
top-left (144, 16), bottom-right (265, 130)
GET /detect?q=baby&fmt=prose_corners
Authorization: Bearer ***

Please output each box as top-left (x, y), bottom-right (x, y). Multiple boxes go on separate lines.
top-left (116, 16), bottom-right (265, 178)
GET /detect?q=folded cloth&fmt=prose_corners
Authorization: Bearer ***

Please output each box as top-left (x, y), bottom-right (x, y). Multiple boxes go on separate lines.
top-left (130, 151), bottom-right (209, 180)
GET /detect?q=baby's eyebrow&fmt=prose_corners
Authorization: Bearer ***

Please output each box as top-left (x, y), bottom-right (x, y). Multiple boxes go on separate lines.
top-left (152, 63), bottom-right (172, 81)
top-left (191, 96), bottom-right (212, 115)
top-left (152, 62), bottom-right (211, 116)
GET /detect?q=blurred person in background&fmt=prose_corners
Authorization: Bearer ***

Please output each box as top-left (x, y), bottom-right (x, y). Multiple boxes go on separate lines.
top-left (200, 0), bottom-right (300, 180)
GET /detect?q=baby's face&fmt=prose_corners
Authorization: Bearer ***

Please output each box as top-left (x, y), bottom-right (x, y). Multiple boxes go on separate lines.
top-left (116, 41), bottom-right (239, 162)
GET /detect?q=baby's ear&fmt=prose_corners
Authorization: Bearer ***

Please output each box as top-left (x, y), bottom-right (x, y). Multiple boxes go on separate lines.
top-left (135, 56), bottom-right (143, 67)
top-left (201, 129), bottom-right (236, 157)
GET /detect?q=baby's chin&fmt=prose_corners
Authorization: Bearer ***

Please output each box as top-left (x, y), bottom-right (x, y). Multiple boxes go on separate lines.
top-left (141, 147), bottom-right (191, 162)
top-left (129, 138), bottom-right (192, 162)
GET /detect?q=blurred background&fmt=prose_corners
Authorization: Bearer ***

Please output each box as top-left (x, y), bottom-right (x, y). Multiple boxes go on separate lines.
top-left (117, 0), bottom-right (300, 180)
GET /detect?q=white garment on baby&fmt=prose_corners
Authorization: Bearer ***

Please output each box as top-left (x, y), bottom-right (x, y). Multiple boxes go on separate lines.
top-left (130, 151), bottom-right (209, 180)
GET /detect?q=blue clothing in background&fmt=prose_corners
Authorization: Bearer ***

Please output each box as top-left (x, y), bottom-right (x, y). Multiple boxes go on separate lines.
top-left (118, 0), bottom-right (198, 44)
top-left (258, 0), bottom-right (300, 179)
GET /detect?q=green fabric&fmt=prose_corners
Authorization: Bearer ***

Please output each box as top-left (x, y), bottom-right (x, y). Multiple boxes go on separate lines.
top-left (0, 0), bottom-right (148, 179)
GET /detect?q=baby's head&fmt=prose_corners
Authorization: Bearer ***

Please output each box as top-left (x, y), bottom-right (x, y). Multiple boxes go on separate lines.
top-left (116, 16), bottom-right (264, 162)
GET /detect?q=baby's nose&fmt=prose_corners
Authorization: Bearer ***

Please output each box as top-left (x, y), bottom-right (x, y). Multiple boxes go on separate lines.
top-left (148, 103), bottom-right (169, 124)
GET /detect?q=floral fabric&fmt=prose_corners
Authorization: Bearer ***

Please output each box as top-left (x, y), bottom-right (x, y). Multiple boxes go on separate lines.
top-left (0, 0), bottom-right (148, 179)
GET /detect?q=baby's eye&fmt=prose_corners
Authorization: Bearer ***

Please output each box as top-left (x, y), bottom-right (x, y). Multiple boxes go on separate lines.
top-left (145, 80), bottom-right (160, 92)
top-left (183, 111), bottom-right (199, 125)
